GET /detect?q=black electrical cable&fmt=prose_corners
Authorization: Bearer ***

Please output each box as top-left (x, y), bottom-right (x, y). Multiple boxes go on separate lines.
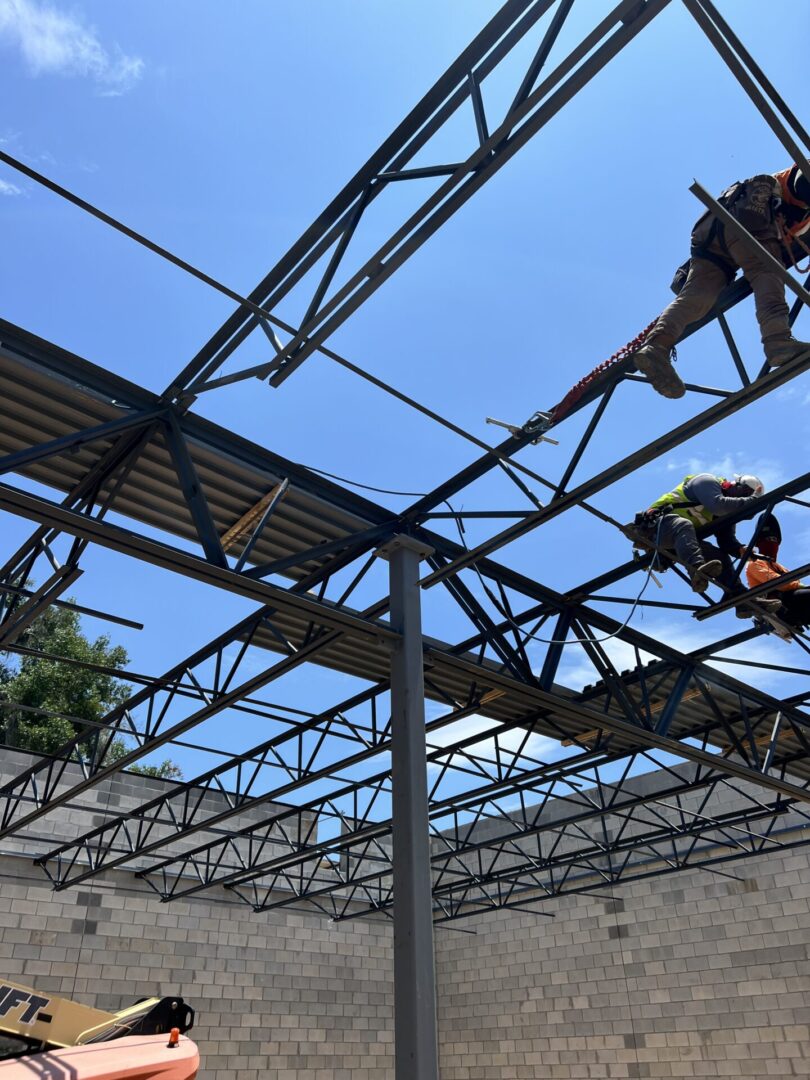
top-left (301, 462), bottom-right (660, 647)
top-left (458, 514), bottom-right (662, 646)
top-left (0, 148), bottom-right (275, 323)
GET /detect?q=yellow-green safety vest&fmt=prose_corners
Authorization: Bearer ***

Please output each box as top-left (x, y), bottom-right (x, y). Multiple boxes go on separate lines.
top-left (650, 475), bottom-right (724, 528)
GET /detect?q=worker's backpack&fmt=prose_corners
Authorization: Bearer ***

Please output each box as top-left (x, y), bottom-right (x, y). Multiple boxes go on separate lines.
top-left (720, 174), bottom-right (781, 229)
top-left (671, 174), bottom-right (782, 294)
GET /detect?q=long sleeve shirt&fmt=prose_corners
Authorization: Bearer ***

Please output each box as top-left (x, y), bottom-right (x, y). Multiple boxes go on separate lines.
top-left (746, 557), bottom-right (802, 592)
top-left (682, 473), bottom-right (760, 556)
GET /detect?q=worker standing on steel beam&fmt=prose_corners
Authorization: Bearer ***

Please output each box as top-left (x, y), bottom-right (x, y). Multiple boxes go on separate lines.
top-left (746, 515), bottom-right (810, 634)
top-left (634, 167), bottom-right (810, 398)
top-left (633, 472), bottom-right (781, 618)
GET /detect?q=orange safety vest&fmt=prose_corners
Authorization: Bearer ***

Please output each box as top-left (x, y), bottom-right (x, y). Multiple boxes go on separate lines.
top-left (774, 167), bottom-right (810, 240)
top-left (746, 556), bottom-right (801, 592)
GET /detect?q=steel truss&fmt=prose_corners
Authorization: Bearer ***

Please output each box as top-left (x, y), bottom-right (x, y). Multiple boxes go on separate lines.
top-left (0, 0), bottom-right (809, 949)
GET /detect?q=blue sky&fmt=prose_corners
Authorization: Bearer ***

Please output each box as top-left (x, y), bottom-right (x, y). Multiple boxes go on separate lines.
top-left (1, 0), bottom-right (809, 791)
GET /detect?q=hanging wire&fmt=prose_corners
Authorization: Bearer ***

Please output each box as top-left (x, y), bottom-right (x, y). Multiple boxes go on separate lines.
top-left (455, 514), bottom-right (662, 647)
top-left (300, 463), bottom-right (662, 648)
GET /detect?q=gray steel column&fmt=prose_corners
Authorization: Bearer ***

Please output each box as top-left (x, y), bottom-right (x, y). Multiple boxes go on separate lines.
top-left (377, 534), bottom-right (438, 1080)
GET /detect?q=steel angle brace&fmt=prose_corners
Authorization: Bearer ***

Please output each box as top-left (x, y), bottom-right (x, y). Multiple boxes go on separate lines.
top-left (161, 413), bottom-right (227, 568)
top-left (0, 581), bottom-right (142, 631)
top-left (194, 180), bottom-right (375, 393)
top-left (0, 565), bottom-right (82, 649)
top-left (242, 520), bottom-right (396, 581)
top-left (0, 407), bottom-right (167, 478)
top-left (567, 612), bottom-right (650, 730)
top-left (228, 480), bottom-right (290, 573)
top-left (427, 552), bottom-right (535, 683)
top-left (683, 0), bottom-right (810, 185)
top-left (552, 383), bottom-right (616, 498)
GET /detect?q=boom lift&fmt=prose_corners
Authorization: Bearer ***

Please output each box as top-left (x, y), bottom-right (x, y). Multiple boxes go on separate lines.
top-left (0, 980), bottom-right (198, 1080)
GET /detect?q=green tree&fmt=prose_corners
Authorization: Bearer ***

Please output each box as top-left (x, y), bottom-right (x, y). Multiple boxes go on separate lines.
top-left (104, 734), bottom-right (182, 780)
top-left (0, 600), bottom-right (181, 779)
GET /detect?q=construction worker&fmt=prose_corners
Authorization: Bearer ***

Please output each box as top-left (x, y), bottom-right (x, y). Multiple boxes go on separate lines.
top-left (635, 166), bottom-right (810, 399)
top-left (635, 472), bottom-right (780, 617)
top-left (745, 515), bottom-right (810, 634)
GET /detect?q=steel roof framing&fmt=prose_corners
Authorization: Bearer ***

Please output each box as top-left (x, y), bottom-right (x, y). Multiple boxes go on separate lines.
top-left (0, 0), bottom-right (809, 946)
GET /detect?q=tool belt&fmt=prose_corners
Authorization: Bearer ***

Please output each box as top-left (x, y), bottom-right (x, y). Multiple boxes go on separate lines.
top-left (622, 508), bottom-right (675, 571)
top-left (633, 507), bottom-right (666, 531)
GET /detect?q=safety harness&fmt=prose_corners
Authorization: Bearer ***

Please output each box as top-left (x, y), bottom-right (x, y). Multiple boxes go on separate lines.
top-left (633, 475), bottom-right (707, 530)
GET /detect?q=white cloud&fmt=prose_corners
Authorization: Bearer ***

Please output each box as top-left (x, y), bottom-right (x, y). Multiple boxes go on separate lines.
top-left (0, 130), bottom-right (55, 168)
top-left (0, 0), bottom-right (143, 94)
top-left (0, 177), bottom-right (22, 196)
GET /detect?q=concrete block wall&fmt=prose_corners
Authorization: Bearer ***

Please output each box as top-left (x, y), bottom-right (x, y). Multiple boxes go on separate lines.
top-left (436, 848), bottom-right (810, 1078)
top-left (2, 750), bottom-right (810, 1077)
top-left (0, 854), bottom-right (394, 1080)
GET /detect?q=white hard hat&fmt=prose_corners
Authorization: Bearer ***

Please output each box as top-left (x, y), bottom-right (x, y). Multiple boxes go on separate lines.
top-left (736, 474), bottom-right (764, 497)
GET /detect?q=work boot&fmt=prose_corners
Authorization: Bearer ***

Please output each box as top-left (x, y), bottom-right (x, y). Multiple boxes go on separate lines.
top-left (634, 342), bottom-right (686, 399)
top-left (688, 559), bottom-right (722, 593)
top-left (735, 596), bottom-right (782, 618)
top-left (764, 335), bottom-right (810, 367)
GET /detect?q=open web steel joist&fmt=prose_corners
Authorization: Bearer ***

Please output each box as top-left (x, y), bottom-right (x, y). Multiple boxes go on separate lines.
top-left (0, 0), bottom-right (810, 952)
top-left (2, 302), bottom-right (810, 917)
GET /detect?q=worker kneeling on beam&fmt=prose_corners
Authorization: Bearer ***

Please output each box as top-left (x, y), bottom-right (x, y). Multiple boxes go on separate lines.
top-left (634, 472), bottom-right (780, 618)
top-left (634, 166), bottom-right (810, 399)
top-left (746, 514), bottom-right (810, 634)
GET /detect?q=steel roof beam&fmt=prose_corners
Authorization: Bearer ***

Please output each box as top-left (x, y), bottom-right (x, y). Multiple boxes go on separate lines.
top-left (0, 481), bottom-right (396, 644)
top-left (167, 0), bottom-right (558, 398)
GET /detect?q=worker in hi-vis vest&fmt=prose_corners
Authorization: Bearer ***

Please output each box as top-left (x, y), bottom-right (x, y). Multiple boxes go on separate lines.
top-left (637, 472), bottom-right (781, 618)
top-left (746, 514), bottom-right (809, 636)
top-left (634, 166), bottom-right (810, 399)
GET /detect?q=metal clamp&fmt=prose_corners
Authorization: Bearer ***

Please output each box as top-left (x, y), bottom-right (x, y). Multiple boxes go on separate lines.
top-left (485, 411), bottom-right (559, 445)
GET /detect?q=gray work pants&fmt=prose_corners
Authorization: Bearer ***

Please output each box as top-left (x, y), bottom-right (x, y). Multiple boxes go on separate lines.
top-left (655, 514), bottom-right (740, 594)
top-left (649, 231), bottom-right (790, 351)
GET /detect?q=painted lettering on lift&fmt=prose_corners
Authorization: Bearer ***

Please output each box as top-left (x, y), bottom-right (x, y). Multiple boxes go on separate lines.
top-left (0, 985), bottom-right (52, 1024)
